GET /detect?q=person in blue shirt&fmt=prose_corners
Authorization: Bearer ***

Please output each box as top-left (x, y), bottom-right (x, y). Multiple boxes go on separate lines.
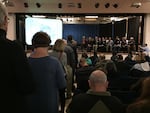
top-left (27, 31), bottom-right (66, 113)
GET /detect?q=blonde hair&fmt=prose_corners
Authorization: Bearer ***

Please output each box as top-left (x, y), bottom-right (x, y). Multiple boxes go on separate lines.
top-left (0, 2), bottom-right (8, 26)
top-left (53, 39), bottom-right (65, 52)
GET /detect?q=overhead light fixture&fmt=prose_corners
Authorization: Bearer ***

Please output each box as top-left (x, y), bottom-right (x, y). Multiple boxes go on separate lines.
top-left (113, 4), bottom-right (118, 8)
top-left (36, 3), bottom-right (41, 8)
top-left (105, 3), bottom-right (110, 8)
top-left (32, 15), bottom-right (46, 18)
top-left (95, 3), bottom-right (99, 8)
top-left (77, 3), bottom-right (82, 8)
top-left (85, 18), bottom-right (97, 21)
top-left (110, 17), bottom-right (124, 21)
top-left (131, 2), bottom-right (141, 8)
top-left (24, 2), bottom-right (28, 8)
top-left (85, 16), bottom-right (98, 18)
top-left (58, 3), bottom-right (62, 8)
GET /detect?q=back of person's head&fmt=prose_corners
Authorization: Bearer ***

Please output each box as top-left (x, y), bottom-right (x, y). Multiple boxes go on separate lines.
top-left (0, 2), bottom-right (8, 28)
top-left (105, 61), bottom-right (117, 74)
top-left (63, 39), bottom-right (67, 45)
top-left (88, 70), bottom-right (108, 91)
top-left (134, 53), bottom-right (146, 63)
top-left (71, 39), bottom-right (77, 46)
top-left (99, 54), bottom-right (106, 60)
top-left (93, 51), bottom-right (97, 56)
top-left (53, 39), bottom-right (65, 52)
top-left (82, 52), bottom-right (88, 58)
top-left (79, 57), bottom-right (88, 67)
top-left (112, 51), bottom-right (117, 56)
top-left (67, 35), bottom-right (73, 42)
top-left (32, 31), bottom-right (51, 48)
top-left (117, 54), bottom-right (123, 61)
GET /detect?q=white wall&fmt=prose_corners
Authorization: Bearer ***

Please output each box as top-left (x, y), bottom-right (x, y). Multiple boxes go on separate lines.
top-left (7, 13), bottom-right (16, 40)
top-left (144, 14), bottom-right (150, 49)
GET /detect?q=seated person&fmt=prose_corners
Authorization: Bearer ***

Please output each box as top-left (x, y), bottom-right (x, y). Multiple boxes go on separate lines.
top-left (81, 52), bottom-right (92, 66)
top-left (75, 57), bottom-right (95, 93)
top-left (130, 56), bottom-right (150, 77)
top-left (127, 77), bottom-right (150, 113)
top-left (67, 70), bottom-right (125, 113)
top-left (89, 51), bottom-right (99, 66)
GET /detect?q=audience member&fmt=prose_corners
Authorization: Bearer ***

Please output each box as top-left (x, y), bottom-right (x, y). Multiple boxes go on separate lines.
top-left (49, 39), bottom-right (68, 113)
top-left (95, 54), bottom-right (108, 70)
top-left (105, 60), bottom-right (118, 79)
top-left (124, 52), bottom-right (137, 68)
top-left (67, 70), bottom-right (125, 113)
top-left (89, 51), bottom-right (99, 66)
top-left (67, 35), bottom-right (78, 74)
top-left (111, 51), bottom-right (118, 62)
top-left (75, 57), bottom-right (95, 93)
top-left (127, 77), bottom-right (150, 113)
top-left (115, 54), bottom-right (131, 76)
top-left (26, 31), bottom-right (66, 113)
top-left (64, 39), bottom-right (76, 90)
top-left (0, 2), bottom-right (35, 113)
top-left (81, 52), bottom-right (92, 66)
top-left (130, 55), bottom-right (150, 77)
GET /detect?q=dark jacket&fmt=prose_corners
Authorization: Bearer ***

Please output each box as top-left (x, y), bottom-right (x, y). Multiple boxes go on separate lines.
top-left (67, 90), bottom-right (126, 113)
top-left (127, 99), bottom-right (150, 113)
top-left (0, 29), bottom-right (35, 113)
top-left (75, 66), bottom-right (95, 92)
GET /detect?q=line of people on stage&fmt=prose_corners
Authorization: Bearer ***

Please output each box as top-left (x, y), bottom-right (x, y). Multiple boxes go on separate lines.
top-left (81, 35), bottom-right (136, 53)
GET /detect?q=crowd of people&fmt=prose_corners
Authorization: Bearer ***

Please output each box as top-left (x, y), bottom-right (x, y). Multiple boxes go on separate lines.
top-left (81, 35), bottom-right (136, 53)
top-left (1, 2), bottom-right (150, 113)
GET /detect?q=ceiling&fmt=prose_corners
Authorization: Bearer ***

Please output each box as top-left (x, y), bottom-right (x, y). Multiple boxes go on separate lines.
top-left (2, 0), bottom-right (150, 14)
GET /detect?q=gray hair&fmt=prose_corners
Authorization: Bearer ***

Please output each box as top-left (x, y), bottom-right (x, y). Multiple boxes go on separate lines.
top-left (89, 70), bottom-right (107, 84)
top-left (0, 2), bottom-right (8, 26)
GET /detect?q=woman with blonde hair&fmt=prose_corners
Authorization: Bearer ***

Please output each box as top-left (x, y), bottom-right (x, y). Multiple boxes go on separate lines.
top-left (49, 39), bottom-right (67, 113)
top-left (127, 77), bottom-right (150, 113)
top-left (51, 39), bottom-right (67, 66)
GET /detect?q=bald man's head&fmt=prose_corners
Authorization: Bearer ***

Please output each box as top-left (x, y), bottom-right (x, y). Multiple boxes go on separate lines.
top-left (89, 70), bottom-right (107, 84)
top-left (88, 70), bottom-right (108, 91)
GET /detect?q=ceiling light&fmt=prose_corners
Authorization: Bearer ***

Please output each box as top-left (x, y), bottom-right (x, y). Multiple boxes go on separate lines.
top-left (32, 15), bottom-right (46, 18)
top-left (85, 18), bottom-right (97, 21)
top-left (131, 2), bottom-right (141, 8)
top-left (85, 16), bottom-right (98, 18)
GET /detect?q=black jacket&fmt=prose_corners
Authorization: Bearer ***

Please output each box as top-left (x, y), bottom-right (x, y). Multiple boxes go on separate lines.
top-left (67, 90), bottom-right (126, 113)
top-left (0, 29), bottom-right (35, 113)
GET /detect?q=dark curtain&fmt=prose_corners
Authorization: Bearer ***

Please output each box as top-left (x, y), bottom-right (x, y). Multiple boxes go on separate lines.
top-left (114, 20), bottom-right (126, 38)
top-left (128, 16), bottom-right (140, 50)
top-left (99, 23), bottom-right (112, 38)
top-left (63, 24), bottom-right (99, 44)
